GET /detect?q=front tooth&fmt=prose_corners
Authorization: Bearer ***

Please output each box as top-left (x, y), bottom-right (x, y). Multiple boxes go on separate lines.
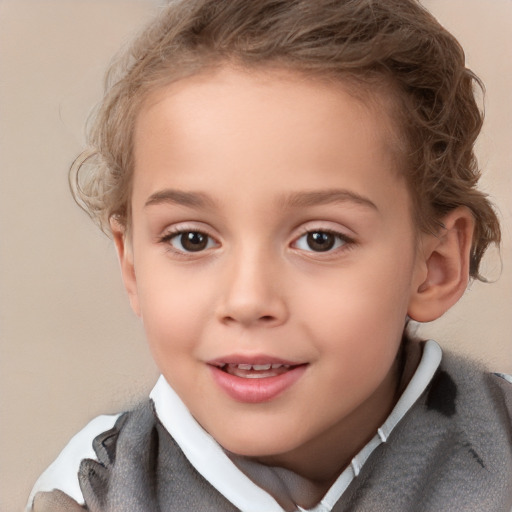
top-left (271, 364), bottom-right (282, 369)
top-left (252, 364), bottom-right (272, 371)
top-left (237, 363), bottom-right (253, 370)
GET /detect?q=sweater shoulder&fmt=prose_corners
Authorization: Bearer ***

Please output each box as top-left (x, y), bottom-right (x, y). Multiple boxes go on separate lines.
top-left (27, 413), bottom-right (123, 510)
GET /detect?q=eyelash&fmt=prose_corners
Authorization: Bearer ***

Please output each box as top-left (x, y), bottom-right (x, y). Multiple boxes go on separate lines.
top-left (292, 229), bottom-right (354, 254)
top-left (158, 227), bottom-right (355, 256)
top-left (159, 228), bottom-right (218, 254)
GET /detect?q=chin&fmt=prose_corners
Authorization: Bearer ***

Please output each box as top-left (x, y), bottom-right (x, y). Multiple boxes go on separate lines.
top-left (216, 428), bottom-right (300, 458)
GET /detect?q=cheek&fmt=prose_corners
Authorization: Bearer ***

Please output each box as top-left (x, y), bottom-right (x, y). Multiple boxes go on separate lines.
top-left (297, 254), bottom-right (413, 362)
top-left (135, 266), bottom-right (213, 352)
top-left (303, 264), bottom-right (411, 328)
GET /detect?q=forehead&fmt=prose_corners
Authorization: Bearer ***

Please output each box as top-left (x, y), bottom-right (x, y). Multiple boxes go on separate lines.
top-left (131, 66), bottom-right (408, 214)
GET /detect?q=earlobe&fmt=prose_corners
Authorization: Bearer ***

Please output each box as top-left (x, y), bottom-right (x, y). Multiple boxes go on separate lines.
top-left (110, 218), bottom-right (141, 317)
top-left (408, 207), bottom-right (475, 323)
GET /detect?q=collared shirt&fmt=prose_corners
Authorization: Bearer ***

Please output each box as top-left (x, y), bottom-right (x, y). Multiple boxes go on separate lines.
top-left (28, 340), bottom-right (443, 512)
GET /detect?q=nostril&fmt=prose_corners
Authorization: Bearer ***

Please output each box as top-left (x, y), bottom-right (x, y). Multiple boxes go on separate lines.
top-left (260, 315), bottom-right (275, 322)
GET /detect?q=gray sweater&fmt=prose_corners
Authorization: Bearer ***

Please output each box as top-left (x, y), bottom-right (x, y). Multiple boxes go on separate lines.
top-left (31, 352), bottom-right (512, 512)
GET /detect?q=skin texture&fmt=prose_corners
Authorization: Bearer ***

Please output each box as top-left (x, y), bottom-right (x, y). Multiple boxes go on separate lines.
top-left (112, 67), bottom-right (474, 488)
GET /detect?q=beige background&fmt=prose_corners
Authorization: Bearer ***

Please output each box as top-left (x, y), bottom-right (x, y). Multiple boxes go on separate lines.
top-left (0, 1), bottom-right (511, 510)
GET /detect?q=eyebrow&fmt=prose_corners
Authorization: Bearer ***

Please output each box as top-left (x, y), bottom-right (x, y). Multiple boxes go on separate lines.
top-left (144, 188), bottom-right (378, 212)
top-left (144, 189), bottom-right (216, 209)
top-left (281, 189), bottom-right (378, 211)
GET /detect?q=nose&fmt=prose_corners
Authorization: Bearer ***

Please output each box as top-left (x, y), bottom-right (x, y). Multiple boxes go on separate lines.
top-left (216, 248), bottom-right (289, 328)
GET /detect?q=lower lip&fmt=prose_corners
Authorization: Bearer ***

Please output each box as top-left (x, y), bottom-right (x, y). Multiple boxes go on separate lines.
top-left (208, 365), bottom-right (307, 403)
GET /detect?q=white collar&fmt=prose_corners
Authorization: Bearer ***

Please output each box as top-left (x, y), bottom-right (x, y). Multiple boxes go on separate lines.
top-left (150, 340), bottom-right (442, 512)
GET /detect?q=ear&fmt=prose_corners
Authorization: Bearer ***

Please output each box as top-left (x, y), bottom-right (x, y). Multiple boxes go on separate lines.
top-left (407, 207), bottom-right (475, 323)
top-left (110, 218), bottom-right (141, 317)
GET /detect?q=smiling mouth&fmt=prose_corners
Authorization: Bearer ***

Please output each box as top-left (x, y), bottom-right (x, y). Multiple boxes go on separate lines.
top-left (208, 360), bottom-right (308, 402)
top-left (215, 363), bottom-right (296, 379)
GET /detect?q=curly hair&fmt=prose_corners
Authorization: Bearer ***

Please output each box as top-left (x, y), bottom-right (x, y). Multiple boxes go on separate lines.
top-left (70, 0), bottom-right (501, 280)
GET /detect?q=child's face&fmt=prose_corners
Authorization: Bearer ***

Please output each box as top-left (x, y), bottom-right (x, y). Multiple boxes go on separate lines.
top-left (120, 67), bottom-right (428, 477)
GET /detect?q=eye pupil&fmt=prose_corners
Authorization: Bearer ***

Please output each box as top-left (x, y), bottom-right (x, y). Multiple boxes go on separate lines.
top-left (181, 232), bottom-right (208, 251)
top-left (307, 232), bottom-right (335, 252)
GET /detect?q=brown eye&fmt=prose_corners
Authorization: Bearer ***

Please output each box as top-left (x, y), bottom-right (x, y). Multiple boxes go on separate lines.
top-left (306, 232), bottom-right (336, 252)
top-left (170, 231), bottom-right (214, 252)
top-left (293, 230), bottom-right (348, 253)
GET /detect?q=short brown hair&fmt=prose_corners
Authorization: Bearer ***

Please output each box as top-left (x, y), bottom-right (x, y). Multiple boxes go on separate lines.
top-left (71, 0), bottom-right (501, 281)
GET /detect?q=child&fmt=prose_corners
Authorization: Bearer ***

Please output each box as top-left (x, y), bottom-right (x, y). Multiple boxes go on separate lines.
top-left (27, 0), bottom-right (511, 510)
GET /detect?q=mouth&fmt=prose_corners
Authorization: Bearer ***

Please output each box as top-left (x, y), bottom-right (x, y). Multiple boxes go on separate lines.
top-left (207, 357), bottom-right (308, 403)
top-left (213, 362), bottom-right (297, 379)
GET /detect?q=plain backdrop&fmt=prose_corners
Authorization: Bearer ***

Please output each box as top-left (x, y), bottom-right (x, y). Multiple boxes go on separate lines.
top-left (1, 1), bottom-right (511, 510)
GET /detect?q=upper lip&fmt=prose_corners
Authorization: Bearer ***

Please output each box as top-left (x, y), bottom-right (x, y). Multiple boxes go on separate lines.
top-left (207, 354), bottom-right (303, 367)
